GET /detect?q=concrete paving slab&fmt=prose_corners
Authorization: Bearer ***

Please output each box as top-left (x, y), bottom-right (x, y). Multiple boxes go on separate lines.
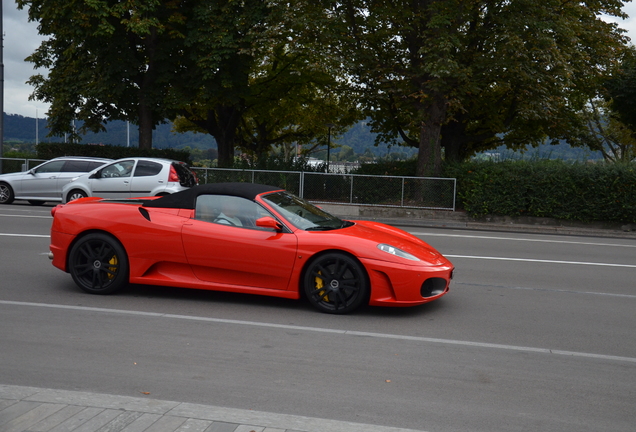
top-left (0, 385), bottom-right (427, 432)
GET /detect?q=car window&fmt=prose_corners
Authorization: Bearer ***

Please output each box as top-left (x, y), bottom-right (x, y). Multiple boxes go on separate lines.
top-left (134, 160), bottom-right (163, 177)
top-left (61, 160), bottom-right (101, 172)
top-left (262, 191), bottom-right (347, 230)
top-left (100, 160), bottom-right (135, 178)
top-left (33, 160), bottom-right (66, 174)
top-left (87, 161), bottom-right (107, 171)
top-left (194, 195), bottom-right (272, 229)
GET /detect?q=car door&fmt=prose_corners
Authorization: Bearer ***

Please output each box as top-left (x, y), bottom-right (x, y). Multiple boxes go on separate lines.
top-left (89, 160), bottom-right (135, 199)
top-left (181, 195), bottom-right (298, 290)
top-left (54, 160), bottom-right (103, 194)
top-left (129, 159), bottom-right (165, 197)
top-left (18, 160), bottom-right (67, 198)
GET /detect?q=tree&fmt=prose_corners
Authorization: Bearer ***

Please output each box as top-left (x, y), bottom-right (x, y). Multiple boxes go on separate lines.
top-left (329, 0), bottom-right (629, 175)
top-left (18, 0), bottom-right (189, 149)
top-left (172, 0), bottom-right (359, 167)
top-left (605, 46), bottom-right (636, 130)
top-left (576, 98), bottom-right (636, 162)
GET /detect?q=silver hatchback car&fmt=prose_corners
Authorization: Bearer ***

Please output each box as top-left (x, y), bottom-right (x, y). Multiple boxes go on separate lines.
top-left (61, 157), bottom-right (198, 202)
top-left (0, 156), bottom-right (113, 205)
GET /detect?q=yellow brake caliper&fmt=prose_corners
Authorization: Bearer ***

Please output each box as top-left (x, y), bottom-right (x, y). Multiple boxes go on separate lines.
top-left (315, 271), bottom-right (330, 302)
top-left (107, 256), bottom-right (118, 280)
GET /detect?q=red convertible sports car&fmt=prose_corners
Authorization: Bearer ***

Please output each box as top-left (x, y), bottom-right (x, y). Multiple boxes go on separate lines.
top-left (50, 183), bottom-right (454, 314)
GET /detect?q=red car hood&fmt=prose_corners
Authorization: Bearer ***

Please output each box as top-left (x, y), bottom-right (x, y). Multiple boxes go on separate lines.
top-left (338, 220), bottom-right (448, 265)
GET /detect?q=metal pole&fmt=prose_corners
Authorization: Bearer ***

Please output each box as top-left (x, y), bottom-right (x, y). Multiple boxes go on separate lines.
top-left (326, 123), bottom-right (334, 173)
top-left (0, 1), bottom-right (4, 174)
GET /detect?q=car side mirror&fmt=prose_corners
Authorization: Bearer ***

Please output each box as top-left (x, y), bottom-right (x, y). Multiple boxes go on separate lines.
top-left (255, 216), bottom-right (283, 232)
top-left (89, 171), bottom-right (101, 179)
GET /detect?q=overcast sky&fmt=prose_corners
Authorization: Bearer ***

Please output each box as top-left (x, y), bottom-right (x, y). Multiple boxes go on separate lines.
top-left (3, 0), bottom-right (636, 118)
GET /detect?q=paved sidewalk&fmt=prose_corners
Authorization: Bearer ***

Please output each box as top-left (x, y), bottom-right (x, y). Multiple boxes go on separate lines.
top-left (0, 385), bottom-right (425, 432)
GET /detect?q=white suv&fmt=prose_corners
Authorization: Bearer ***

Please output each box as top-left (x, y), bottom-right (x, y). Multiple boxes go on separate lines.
top-left (62, 157), bottom-right (198, 202)
top-left (0, 156), bottom-right (113, 205)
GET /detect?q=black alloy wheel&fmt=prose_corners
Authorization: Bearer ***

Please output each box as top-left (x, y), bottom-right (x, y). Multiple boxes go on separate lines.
top-left (303, 253), bottom-right (369, 314)
top-left (68, 233), bottom-right (129, 294)
top-left (0, 182), bottom-right (15, 204)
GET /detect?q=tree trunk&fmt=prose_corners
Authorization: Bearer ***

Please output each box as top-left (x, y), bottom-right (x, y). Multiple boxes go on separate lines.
top-left (138, 102), bottom-right (154, 150)
top-left (416, 94), bottom-right (447, 177)
top-left (441, 120), bottom-right (466, 164)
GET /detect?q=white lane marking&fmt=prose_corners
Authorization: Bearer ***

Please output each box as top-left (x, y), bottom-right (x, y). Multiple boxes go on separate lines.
top-left (411, 232), bottom-right (636, 248)
top-left (459, 282), bottom-right (636, 299)
top-left (1, 300), bottom-right (635, 364)
top-left (0, 233), bottom-right (49, 238)
top-left (0, 214), bottom-right (51, 219)
top-left (446, 254), bottom-right (636, 268)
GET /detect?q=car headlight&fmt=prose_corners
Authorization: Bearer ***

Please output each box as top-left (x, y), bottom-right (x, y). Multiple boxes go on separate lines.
top-left (377, 244), bottom-right (420, 261)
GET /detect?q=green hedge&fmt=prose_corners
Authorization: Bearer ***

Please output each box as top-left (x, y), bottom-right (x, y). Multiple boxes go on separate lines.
top-left (35, 143), bottom-right (192, 164)
top-left (444, 160), bottom-right (636, 224)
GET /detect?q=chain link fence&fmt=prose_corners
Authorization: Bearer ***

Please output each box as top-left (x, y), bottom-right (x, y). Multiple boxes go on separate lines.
top-left (193, 167), bottom-right (456, 210)
top-left (0, 159), bottom-right (455, 210)
top-left (0, 157), bottom-right (47, 174)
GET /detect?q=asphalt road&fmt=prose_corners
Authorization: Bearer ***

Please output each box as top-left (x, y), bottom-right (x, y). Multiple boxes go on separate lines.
top-left (1, 202), bottom-right (634, 432)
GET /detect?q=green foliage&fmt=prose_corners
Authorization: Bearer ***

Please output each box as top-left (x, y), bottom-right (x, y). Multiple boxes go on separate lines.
top-left (329, 0), bottom-right (630, 171)
top-left (18, 0), bottom-right (189, 148)
top-left (444, 160), bottom-right (636, 223)
top-left (605, 46), bottom-right (636, 130)
top-left (35, 143), bottom-right (192, 164)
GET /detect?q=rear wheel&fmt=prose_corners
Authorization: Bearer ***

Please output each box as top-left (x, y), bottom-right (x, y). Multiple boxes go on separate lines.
top-left (66, 189), bottom-right (87, 202)
top-left (68, 233), bottom-right (129, 294)
top-left (303, 253), bottom-right (369, 314)
top-left (0, 182), bottom-right (14, 204)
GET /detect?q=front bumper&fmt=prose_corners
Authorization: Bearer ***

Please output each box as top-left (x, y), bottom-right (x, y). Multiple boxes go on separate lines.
top-left (360, 257), bottom-right (454, 307)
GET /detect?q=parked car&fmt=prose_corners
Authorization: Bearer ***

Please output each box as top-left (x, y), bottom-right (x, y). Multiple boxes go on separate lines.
top-left (61, 157), bottom-right (198, 202)
top-left (49, 183), bottom-right (454, 314)
top-left (0, 156), bottom-right (113, 205)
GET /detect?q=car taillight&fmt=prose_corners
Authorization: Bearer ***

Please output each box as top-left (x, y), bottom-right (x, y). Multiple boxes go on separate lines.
top-left (168, 165), bottom-right (179, 183)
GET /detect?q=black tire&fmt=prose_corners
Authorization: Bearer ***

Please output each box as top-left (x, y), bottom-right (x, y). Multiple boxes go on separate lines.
top-left (0, 182), bottom-right (15, 204)
top-left (68, 233), bottom-right (129, 294)
top-left (303, 253), bottom-right (369, 314)
top-left (66, 189), bottom-right (87, 202)
top-left (28, 200), bottom-right (45, 206)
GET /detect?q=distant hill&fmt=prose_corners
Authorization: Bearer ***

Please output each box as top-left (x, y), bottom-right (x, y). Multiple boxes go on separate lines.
top-left (1, 112), bottom-right (390, 156)
top-left (3, 112), bottom-right (603, 161)
top-left (2, 113), bottom-right (217, 150)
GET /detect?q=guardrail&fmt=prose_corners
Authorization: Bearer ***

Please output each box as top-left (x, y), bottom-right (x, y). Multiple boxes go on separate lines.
top-left (0, 158), bottom-right (456, 210)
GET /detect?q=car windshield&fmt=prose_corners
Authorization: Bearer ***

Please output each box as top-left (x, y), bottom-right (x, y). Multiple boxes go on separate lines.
top-left (262, 191), bottom-right (352, 231)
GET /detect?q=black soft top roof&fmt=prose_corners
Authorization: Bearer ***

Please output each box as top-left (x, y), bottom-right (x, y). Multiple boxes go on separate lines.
top-left (143, 183), bottom-right (282, 209)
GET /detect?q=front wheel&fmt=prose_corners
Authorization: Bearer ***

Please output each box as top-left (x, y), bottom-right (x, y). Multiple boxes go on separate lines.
top-left (66, 189), bottom-right (87, 202)
top-left (0, 182), bottom-right (15, 204)
top-left (303, 253), bottom-right (369, 314)
top-left (68, 233), bottom-right (129, 294)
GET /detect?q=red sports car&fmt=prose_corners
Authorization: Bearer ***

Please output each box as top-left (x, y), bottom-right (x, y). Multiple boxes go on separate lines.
top-left (49, 183), bottom-right (454, 314)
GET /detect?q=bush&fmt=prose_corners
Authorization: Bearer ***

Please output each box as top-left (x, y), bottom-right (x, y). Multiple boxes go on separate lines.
top-left (444, 160), bottom-right (636, 224)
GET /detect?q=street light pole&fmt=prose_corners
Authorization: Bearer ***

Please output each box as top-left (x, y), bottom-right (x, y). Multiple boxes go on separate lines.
top-left (0, 1), bottom-right (4, 174)
top-left (326, 123), bottom-right (334, 173)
